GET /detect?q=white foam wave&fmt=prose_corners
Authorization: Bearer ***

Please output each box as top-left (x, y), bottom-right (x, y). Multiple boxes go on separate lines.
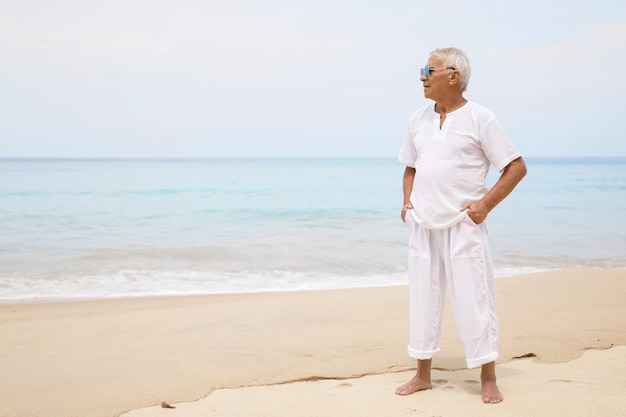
top-left (0, 269), bottom-right (409, 304)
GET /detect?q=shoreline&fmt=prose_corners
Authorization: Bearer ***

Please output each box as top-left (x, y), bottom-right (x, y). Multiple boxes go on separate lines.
top-left (0, 266), bottom-right (584, 306)
top-left (2, 268), bottom-right (625, 417)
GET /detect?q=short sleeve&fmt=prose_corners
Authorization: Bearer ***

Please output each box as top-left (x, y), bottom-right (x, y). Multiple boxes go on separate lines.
top-left (480, 115), bottom-right (521, 172)
top-left (398, 121), bottom-right (417, 167)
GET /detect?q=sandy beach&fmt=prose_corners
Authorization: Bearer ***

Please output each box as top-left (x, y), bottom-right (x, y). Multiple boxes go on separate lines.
top-left (2, 268), bottom-right (625, 417)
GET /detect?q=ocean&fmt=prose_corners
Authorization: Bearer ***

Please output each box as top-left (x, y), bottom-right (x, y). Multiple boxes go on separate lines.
top-left (1, 157), bottom-right (624, 303)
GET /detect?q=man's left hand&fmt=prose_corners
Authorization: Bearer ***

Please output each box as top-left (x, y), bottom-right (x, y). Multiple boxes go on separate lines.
top-left (460, 201), bottom-right (489, 225)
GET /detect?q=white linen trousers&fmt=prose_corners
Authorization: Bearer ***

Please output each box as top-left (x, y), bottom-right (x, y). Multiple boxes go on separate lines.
top-left (405, 210), bottom-right (499, 369)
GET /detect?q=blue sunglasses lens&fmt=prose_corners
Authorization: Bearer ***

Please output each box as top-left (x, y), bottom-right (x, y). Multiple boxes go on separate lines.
top-left (421, 67), bottom-right (429, 77)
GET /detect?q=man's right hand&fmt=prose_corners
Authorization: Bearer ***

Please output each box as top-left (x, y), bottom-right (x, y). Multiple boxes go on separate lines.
top-left (401, 203), bottom-right (413, 222)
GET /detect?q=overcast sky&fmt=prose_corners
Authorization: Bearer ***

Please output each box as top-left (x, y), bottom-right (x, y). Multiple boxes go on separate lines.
top-left (1, 0), bottom-right (625, 158)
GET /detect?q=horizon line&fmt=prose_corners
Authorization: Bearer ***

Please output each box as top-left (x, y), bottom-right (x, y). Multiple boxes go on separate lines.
top-left (1, 155), bottom-right (625, 161)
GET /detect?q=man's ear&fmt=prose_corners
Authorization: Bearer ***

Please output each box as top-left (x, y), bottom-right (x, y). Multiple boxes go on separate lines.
top-left (448, 70), bottom-right (460, 87)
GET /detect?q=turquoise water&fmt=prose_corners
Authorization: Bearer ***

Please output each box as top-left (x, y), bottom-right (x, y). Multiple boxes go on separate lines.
top-left (0, 157), bottom-right (624, 302)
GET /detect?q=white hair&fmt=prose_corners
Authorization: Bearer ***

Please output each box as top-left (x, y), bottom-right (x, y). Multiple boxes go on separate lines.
top-left (429, 47), bottom-right (471, 93)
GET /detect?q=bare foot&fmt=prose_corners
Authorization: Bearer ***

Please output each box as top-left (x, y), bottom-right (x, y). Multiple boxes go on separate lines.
top-left (480, 361), bottom-right (502, 403)
top-left (481, 379), bottom-right (503, 404)
top-left (395, 375), bottom-right (432, 396)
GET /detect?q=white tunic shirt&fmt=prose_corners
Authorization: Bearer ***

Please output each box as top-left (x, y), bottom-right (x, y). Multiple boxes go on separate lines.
top-left (399, 101), bottom-right (521, 229)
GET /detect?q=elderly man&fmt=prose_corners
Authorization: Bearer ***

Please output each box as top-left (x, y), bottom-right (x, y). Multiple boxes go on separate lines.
top-left (396, 47), bottom-right (526, 403)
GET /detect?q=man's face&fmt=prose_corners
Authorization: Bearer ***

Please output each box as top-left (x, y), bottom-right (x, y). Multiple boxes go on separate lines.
top-left (420, 55), bottom-right (449, 101)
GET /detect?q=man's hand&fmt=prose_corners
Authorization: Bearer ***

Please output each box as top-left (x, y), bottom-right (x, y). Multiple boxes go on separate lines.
top-left (461, 157), bottom-right (527, 225)
top-left (460, 201), bottom-right (489, 225)
top-left (401, 202), bottom-right (414, 223)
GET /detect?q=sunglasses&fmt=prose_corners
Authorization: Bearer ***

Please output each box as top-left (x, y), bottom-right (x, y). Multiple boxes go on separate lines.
top-left (420, 66), bottom-right (456, 77)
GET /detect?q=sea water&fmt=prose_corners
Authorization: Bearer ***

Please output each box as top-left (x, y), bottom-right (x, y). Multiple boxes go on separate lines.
top-left (0, 157), bottom-right (624, 303)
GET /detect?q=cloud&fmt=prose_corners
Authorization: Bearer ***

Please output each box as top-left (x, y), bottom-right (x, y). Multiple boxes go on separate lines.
top-left (0, 0), bottom-right (625, 157)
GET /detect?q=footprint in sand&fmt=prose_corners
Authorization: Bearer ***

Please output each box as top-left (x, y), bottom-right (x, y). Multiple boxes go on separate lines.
top-left (433, 379), bottom-right (453, 389)
top-left (548, 379), bottom-right (593, 385)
